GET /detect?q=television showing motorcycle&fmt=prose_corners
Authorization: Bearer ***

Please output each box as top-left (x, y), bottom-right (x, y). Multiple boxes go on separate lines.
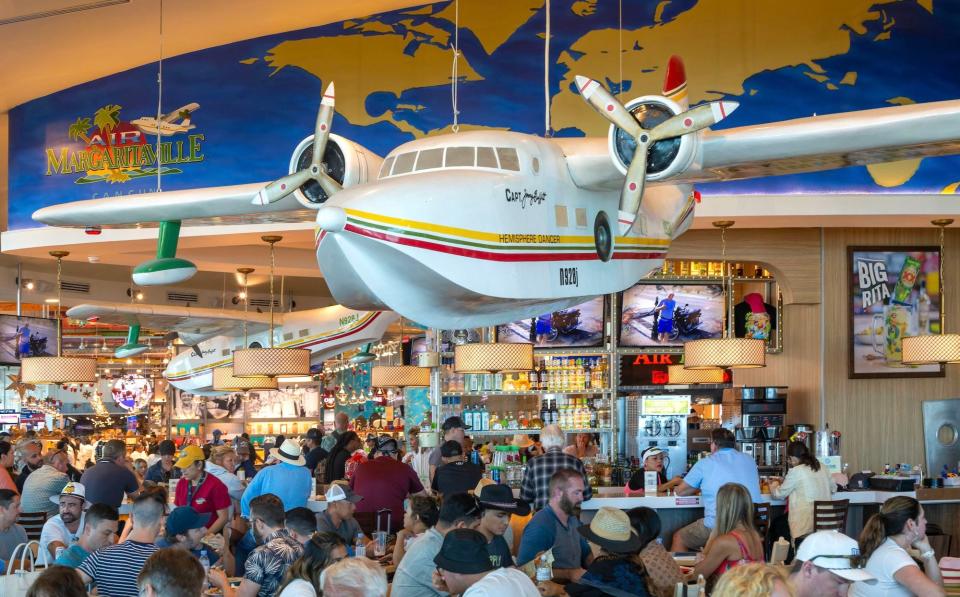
top-left (0, 315), bottom-right (56, 365)
top-left (619, 284), bottom-right (724, 348)
top-left (496, 296), bottom-right (605, 348)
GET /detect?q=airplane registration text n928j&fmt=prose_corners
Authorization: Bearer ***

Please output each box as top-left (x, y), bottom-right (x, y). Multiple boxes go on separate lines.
top-left (32, 56), bottom-right (960, 328)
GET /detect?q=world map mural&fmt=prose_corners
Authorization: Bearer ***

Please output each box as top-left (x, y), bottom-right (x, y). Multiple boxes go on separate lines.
top-left (8, 0), bottom-right (960, 230)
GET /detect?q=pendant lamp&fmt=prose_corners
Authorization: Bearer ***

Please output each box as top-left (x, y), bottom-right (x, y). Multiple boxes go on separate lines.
top-left (683, 221), bottom-right (766, 370)
top-left (667, 365), bottom-right (725, 385)
top-left (233, 237), bottom-right (310, 377)
top-left (371, 318), bottom-right (430, 388)
top-left (213, 267), bottom-right (278, 391)
top-left (454, 342), bottom-right (534, 373)
top-left (902, 219), bottom-right (960, 364)
top-left (21, 251), bottom-right (97, 384)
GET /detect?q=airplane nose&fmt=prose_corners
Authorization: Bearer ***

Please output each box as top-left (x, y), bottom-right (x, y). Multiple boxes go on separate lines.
top-left (316, 205), bottom-right (346, 232)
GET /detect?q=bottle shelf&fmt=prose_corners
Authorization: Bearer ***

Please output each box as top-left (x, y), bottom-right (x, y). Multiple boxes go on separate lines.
top-left (471, 427), bottom-right (613, 436)
top-left (442, 389), bottom-right (611, 397)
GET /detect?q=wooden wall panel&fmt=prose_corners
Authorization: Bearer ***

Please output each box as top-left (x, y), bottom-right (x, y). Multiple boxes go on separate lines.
top-left (823, 228), bottom-right (960, 474)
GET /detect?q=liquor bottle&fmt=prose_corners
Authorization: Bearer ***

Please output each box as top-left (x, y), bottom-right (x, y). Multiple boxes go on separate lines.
top-left (589, 400), bottom-right (598, 428)
top-left (537, 359), bottom-right (547, 390)
top-left (540, 399), bottom-right (550, 429)
top-left (480, 405), bottom-right (490, 431)
top-left (918, 280), bottom-right (932, 333)
top-left (463, 403), bottom-right (474, 430)
top-left (583, 359), bottom-right (592, 390)
top-left (527, 366), bottom-right (538, 392)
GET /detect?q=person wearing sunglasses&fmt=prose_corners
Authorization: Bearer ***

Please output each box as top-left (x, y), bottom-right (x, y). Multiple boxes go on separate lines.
top-left (789, 530), bottom-right (876, 597)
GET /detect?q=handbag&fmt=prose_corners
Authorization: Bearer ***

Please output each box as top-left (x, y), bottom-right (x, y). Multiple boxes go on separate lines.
top-left (1, 541), bottom-right (44, 596)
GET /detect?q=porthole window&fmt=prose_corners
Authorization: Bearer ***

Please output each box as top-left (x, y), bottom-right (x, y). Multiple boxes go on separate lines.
top-left (532, 157), bottom-right (540, 173)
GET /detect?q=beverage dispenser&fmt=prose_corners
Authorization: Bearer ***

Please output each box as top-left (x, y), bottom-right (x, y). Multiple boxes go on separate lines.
top-left (630, 394), bottom-right (690, 480)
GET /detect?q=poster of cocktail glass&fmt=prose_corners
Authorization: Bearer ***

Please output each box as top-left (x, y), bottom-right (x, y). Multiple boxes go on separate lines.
top-left (848, 247), bottom-right (943, 378)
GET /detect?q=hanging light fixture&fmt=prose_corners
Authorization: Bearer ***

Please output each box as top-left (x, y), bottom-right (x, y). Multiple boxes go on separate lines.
top-left (667, 365), bottom-right (725, 385)
top-left (21, 251), bottom-right (97, 384)
top-left (683, 221), bottom-right (766, 370)
top-left (213, 267), bottom-right (278, 391)
top-left (454, 342), bottom-right (534, 373)
top-left (233, 237), bottom-right (310, 377)
top-left (903, 219), bottom-right (960, 364)
top-left (371, 317), bottom-right (430, 388)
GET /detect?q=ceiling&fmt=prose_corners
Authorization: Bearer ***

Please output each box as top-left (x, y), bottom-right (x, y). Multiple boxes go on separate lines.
top-left (0, 0), bottom-right (428, 113)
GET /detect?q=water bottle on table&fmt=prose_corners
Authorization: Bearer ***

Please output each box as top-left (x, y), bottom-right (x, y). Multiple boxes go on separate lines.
top-left (354, 531), bottom-right (366, 558)
top-left (199, 549), bottom-right (211, 588)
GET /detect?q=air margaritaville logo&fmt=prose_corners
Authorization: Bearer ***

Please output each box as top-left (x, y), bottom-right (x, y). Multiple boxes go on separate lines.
top-left (45, 102), bottom-right (205, 184)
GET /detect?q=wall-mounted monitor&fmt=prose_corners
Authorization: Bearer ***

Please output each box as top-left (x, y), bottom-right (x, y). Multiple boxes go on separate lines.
top-left (619, 283), bottom-right (724, 348)
top-left (0, 315), bottom-right (57, 365)
top-left (496, 296), bottom-right (605, 348)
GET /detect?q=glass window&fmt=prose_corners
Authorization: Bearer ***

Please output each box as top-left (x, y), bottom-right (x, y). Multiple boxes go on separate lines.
top-left (477, 147), bottom-right (498, 168)
top-left (393, 152), bottom-right (417, 175)
top-left (379, 156), bottom-right (395, 178)
top-left (497, 147), bottom-right (520, 171)
top-left (445, 146), bottom-right (476, 167)
top-left (416, 148), bottom-right (444, 171)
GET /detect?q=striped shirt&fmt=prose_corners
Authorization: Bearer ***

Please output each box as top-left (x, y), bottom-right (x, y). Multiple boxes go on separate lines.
top-left (79, 540), bottom-right (159, 597)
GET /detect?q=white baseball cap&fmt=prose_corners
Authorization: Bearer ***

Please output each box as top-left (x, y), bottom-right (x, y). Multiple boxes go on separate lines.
top-left (50, 482), bottom-right (91, 510)
top-left (795, 531), bottom-right (876, 583)
top-left (324, 483), bottom-right (363, 504)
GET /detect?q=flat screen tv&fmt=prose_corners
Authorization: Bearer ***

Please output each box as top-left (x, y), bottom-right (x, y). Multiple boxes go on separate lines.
top-left (496, 296), bottom-right (605, 348)
top-left (0, 315), bottom-right (57, 365)
top-left (619, 283), bottom-right (725, 348)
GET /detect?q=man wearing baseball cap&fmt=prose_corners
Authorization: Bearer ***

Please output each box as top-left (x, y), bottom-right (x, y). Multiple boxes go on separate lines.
top-left (144, 439), bottom-right (180, 485)
top-left (157, 506), bottom-right (220, 565)
top-left (303, 427), bottom-right (327, 475)
top-left (317, 483), bottom-right (367, 549)
top-left (428, 416), bottom-right (471, 485)
top-left (173, 444), bottom-right (230, 534)
top-left (789, 531), bottom-right (876, 597)
top-left (40, 481), bottom-right (89, 561)
top-left (351, 436), bottom-right (425, 533)
top-left (625, 446), bottom-right (684, 496)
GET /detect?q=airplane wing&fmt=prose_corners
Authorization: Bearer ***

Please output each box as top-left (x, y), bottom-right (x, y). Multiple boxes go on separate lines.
top-left (679, 99), bottom-right (960, 183)
top-left (66, 302), bottom-right (273, 345)
top-left (162, 103), bottom-right (199, 122)
top-left (32, 183), bottom-right (314, 228)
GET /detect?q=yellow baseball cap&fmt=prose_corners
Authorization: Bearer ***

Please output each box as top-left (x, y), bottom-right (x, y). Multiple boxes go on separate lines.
top-left (174, 444), bottom-right (206, 469)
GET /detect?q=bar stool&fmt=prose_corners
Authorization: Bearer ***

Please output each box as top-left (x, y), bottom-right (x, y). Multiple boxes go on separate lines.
top-left (753, 502), bottom-right (771, 541)
top-left (813, 499), bottom-right (850, 533)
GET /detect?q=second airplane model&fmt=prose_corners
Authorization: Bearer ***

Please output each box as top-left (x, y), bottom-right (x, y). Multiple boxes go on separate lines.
top-left (34, 57), bottom-right (960, 328)
top-left (66, 302), bottom-right (397, 395)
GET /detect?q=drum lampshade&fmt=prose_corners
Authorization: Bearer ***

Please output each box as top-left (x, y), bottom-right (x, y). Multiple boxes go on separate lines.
top-left (454, 343), bottom-right (533, 373)
top-left (20, 356), bottom-right (97, 384)
top-left (683, 338), bottom-right (766, 370)
top-left (667, 365), bottom-right (725, 384)
top-left (232, 348), bottom-right (311, 378)
top-left (371, 365), bottom-right (430, 388)
top-left (212, 366), bottom-right (279, 391)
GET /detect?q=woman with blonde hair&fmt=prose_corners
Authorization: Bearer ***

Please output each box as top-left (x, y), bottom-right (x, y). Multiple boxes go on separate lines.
top-left (850, 496), bottom-right (944, 596)
top-left (687, 482), bottom-right (764, 584)
top-left (712, 562), bottom-right (794, 597)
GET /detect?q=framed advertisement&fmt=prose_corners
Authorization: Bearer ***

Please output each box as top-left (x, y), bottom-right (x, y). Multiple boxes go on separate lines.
top-left (848, 246), bottom-right (944, 379)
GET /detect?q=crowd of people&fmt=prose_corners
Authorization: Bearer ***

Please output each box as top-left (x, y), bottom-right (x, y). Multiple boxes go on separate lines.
top-left (0, 419), bottom-right (948, 597)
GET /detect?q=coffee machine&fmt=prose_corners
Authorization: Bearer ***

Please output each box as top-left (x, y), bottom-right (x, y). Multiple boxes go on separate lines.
top-left (620, 394), bottom-right (690, 480)
top-left (735, 387), bottom-right (788, 475)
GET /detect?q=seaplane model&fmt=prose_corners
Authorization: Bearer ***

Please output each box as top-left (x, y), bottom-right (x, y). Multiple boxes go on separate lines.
top-left (131, 103), bottom-right (200, 137)
top-left (34, 57), bottom-right (960, 327)
top-left (65, 302), bottom-right (397, 395)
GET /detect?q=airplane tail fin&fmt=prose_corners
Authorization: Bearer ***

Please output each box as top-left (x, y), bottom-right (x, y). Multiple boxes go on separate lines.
top-left (181, 117), bottom-right (192, 128)
top-left (662, 55), bottom-right (688, 109)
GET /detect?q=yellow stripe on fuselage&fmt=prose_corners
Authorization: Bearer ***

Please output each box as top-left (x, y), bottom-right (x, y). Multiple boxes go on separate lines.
top-left (344, 208), bottom-right (669, 248)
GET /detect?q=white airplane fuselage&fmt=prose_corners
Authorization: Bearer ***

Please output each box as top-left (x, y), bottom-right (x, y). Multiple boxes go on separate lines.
top-left (315, 130), bottom-right (692, 328)
top-left (163, 306), bottom-right (396, 394)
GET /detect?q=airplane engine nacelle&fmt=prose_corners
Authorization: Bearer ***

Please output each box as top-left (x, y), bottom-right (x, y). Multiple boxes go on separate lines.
top-left (289, 133), bottom-right (384, 209)
top-left (607, 95), bottom-right (699, 181)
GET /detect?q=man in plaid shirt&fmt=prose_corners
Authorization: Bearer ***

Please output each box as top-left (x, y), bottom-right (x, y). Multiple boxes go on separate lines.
top-left (520, 425), bottom-right (592, 510)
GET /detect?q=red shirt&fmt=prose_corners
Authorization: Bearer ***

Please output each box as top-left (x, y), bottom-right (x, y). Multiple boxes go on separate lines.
top-left (350, 456), bottom-right (424, 532)
top-left (175, 472), bottom-right (230, 528)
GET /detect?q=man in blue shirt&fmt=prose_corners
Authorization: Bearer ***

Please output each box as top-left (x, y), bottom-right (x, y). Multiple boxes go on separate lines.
top-left (236, 439), bottom-right (311, 573)
top-left (655, 293), bottom-right (677, 341)
top-left (671, 427), bottom-right (763, 551)
top-left (517, 469), bottom-right (593, 582)
top-left (55, 503), bottom-right (119, 568)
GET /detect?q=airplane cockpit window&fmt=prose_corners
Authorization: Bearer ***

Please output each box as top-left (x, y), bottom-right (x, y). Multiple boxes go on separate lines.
top-left (445, 146), bottom-right (476, 167)
top-left (416, 148), bottom-right (444, 171)
top-left (477, 147), bottom-right (498, 168)
top-left (497, 147), bottom-right (520, 171)
top-left (393, 152), bottom-right (417, 175)
top-left (379, 156), bottom-right (395, 178)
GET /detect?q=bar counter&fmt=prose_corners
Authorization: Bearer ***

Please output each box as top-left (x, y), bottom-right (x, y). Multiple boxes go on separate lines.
top-left (579, 487), bottom-right (960, 555)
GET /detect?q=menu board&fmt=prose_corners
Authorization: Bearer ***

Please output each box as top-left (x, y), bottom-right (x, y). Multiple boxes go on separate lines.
top-left (640, 395), bottom-right (691, 416)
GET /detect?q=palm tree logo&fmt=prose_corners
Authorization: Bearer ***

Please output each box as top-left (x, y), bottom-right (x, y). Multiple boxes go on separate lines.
top-left (67, 117), bottom-right (92, 144)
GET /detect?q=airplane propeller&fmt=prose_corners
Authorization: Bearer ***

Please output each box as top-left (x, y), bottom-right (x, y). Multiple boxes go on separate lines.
top-left (574, 75), bottom-right (738, 235)
top-left (253, 82), bottom-right (343, 206)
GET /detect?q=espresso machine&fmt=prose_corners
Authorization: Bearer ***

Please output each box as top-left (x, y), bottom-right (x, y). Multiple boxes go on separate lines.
top-left (735, 387), bottom-right (788, 475)
top-left (618, 394), bottom-right (690, 480)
